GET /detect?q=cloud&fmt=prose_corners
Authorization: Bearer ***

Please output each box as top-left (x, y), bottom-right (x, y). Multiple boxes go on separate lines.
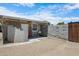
top-left (0, 4), bottom-right (79, 25)
top-left (13, 3), bottom-right (35, 8)
top-left (63, 3), bottom-right (79, 11)
top-left (19, 3), bottom-right (35, 7)
top-left (13, 4), bottom-right (20, 7)
top-left (0, 6), bottom-right (28, 18)
top-left (0, 7), bottom-right (18, 16)
top-left (63, 17), bottom-right (79, 20)
top-left (0, 5), bottom-right (62, 25)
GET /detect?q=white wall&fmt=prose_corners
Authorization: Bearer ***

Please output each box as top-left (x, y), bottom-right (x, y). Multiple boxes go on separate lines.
top-left (14, 24), bottom-right (28, 43)
top-left (48, 25), bottom-right (68, 40)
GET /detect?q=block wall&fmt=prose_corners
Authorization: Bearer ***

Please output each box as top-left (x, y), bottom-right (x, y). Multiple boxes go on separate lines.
top-left (48, 25), bottom-right (68, 40)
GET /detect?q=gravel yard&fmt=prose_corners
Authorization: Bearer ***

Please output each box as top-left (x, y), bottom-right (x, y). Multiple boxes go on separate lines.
top-left (0, 37), bottom-right (79, 56)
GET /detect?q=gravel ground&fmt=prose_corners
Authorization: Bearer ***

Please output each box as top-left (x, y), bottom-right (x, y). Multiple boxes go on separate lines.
top-left (0, 37), bottom-right (79, 56)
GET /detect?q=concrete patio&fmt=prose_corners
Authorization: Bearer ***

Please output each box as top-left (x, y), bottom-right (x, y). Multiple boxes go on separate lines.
top-left (0, 37), bottom-right (79, 56)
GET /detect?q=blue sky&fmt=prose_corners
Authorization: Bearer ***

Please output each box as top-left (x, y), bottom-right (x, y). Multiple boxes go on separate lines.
top-left (0, 3), bottom-right (79, 25)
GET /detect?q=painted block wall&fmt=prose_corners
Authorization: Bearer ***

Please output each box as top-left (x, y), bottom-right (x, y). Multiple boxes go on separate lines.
top-left (48, 25), bottom-right (68, 40)
top-left (14, 24), bottom-right (28, 43)
top-left (7, 24), bottom-right (28, 43)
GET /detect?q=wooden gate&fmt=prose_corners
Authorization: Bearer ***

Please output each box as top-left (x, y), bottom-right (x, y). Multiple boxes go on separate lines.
top-left (68, 22), bottom-right (79, 42)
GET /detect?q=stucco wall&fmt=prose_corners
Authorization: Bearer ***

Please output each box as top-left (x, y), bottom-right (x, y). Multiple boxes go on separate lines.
top-left (2, 24), bottom-right (7, 41)
top-left (7, 25), bottom-right (15, 42)
top-left (0, 33), bottom-right (3, 45)
top-left (0, 23), bottom-right (3, 45)
top-left (48, 25), bottom-right (68, 40)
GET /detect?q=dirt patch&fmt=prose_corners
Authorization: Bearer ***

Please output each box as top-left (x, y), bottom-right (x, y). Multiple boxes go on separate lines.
top-left (0, 37), bottom-right (79, 56)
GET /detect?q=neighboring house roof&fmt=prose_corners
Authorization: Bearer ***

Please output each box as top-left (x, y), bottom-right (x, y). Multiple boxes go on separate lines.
top-left (0, 15), bottom-right (48, 23)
